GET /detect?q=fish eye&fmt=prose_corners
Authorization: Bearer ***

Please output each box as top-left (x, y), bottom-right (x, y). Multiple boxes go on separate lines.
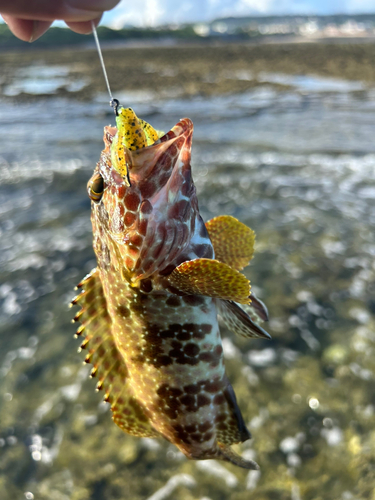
top-left (88, 173), bottom-right (104, 203)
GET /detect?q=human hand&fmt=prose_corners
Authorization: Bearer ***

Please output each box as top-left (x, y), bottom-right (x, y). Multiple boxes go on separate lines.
top-left (0, 0), bottom-right (121, 42)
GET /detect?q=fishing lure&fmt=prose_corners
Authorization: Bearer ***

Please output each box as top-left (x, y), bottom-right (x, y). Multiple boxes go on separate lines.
top-left (72, 105), bottom-right (270, 469)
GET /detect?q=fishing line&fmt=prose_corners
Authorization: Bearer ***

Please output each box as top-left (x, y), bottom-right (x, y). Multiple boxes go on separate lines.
top-left (91, 20), bottom-right (119, 115)
top-left (91, 21), bottom-right (129, 185)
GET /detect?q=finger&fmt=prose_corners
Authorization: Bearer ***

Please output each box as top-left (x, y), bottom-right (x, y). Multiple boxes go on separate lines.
top-left (0, 0), bottom-right (120, 22)
top-left (65, 14), bottom-right (102, 35)
top-left (1, 15), bottom-right (52, 42)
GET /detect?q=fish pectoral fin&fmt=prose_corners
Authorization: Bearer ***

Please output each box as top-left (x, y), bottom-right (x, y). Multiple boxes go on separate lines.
top-left (167, 258), bottom-right (251, 304)
top-left (205, 215), bottom-right (255, 271)
top-left (218, 299), bottom-right (271, 340)
top-left (72, 268), bottom-right (158, 438)
top-left (217, 443), bottom-right (260, 470)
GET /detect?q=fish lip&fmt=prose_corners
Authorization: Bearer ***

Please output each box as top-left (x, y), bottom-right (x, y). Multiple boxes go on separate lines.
top-left (106, 126), bottom-right (117, 137)
top-left (106, 118), bottom-right (193, 185)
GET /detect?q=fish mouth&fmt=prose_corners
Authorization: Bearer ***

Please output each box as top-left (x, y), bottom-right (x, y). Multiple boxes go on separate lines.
top-left (105, 117), bottom-right (194, 186)
top-left (105, 125), bottom-right (117, 139)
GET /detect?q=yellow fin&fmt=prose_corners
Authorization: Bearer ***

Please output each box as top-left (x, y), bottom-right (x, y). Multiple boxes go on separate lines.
top-left (73, 268), bottom-right (158, 438)
top-left (167, 258), bottom-right (251, 304)
top-left (205, 215), bottom-right (255, 271)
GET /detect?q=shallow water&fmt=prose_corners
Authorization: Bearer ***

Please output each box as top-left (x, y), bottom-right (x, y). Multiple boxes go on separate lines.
top-left (3, 65), bottom-right (89, 96)
top-left (1, 70), bottom-right (375, 500)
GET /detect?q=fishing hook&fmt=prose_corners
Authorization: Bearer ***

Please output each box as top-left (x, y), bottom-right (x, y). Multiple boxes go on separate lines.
top-left (110, 98), bottom-right (120, 116)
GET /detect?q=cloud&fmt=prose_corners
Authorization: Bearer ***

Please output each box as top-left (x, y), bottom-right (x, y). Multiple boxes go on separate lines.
top-left (102, 0), bottom-right (375, 28)
top-left (105, 0), bottom-right (165, 28)
top-left (234, 0), bottom-right (279, 15)
top-left (345, 0), bottom-right (375, 11)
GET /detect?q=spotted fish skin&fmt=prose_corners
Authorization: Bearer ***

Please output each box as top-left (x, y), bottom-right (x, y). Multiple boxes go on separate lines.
top-left (74, 110), bottom-right (269, 469)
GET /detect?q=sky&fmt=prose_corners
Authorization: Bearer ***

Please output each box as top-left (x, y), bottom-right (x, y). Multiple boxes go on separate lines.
top-left (101, 0), bottom-right (375, 28)
top-left (1, 0), bottom-right (374, 29)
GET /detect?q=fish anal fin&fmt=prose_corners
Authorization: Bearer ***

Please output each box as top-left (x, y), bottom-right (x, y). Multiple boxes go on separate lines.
top-left (216, 380), bottom-right (251, 446)
top-left (72, 268), bottom-right (158, 438)
top-left (210, 380), bottom-right (259, 469)
top-left (205, 215), bottom-right (255, 271)
top-left (218, 300), bottom-right (271, 340)
top-left (167, 258), bottom-right (251, 304)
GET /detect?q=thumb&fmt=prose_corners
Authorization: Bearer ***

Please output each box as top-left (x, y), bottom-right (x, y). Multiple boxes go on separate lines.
top-left (1, 16), bottom-right (52, 42)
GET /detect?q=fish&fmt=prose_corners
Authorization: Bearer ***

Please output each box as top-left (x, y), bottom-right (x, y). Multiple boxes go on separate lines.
top-left (71, 106), bottom-right (271, 470)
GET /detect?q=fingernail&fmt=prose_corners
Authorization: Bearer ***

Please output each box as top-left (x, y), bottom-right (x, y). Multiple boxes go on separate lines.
top-left (29, 21), bottom-right (38, 43)
top-left (29, 20), bottom-right (53, 43)
top-left (67, 0), bottom-right (120, 11)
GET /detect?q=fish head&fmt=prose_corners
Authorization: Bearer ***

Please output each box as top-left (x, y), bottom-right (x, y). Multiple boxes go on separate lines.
top-left (87, 107), bottom-right (212, 284)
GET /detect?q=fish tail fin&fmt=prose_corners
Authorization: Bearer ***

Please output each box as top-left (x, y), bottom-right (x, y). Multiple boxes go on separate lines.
top-left (217, 443), bottom-right (259, 470)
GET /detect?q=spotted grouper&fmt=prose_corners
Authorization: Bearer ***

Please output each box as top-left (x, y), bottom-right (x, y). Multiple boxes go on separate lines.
top-left (72, 106), bottom-right (270, 469)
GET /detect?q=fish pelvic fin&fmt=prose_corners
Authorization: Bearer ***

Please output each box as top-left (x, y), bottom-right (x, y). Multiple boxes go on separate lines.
top-left (244, 292), bottom-right (269, 322)
top-left (205, 215), bottom-right (255, 271)
top-left (218, 300), bottom-right (271, 340)
top-left (167, 258), bottom-right (251, 304)
top-left (72, 268), bottom-right (158, 438)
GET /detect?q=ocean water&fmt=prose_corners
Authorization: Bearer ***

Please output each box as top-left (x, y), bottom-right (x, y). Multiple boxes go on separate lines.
top-left (0, 69), bottom-right (375, 500)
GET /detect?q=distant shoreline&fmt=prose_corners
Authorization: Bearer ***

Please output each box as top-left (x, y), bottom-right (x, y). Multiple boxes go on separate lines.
top-left (2, 11), bottom-right (375, 51)
top-left (2, 41), bottom-right (375, 101)
top-left (94, 34), bottom-right (375, 50)
top-left (2, 33), bottom-right (375, 53)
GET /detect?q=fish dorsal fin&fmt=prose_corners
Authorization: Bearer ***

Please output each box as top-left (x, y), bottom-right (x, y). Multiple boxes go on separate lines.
top-left (167, 258), bottom-right (251, 304)
top-left (205, 215), bottom-right (255, 271)
top-left (218, 299), bottom-right (271, 340)
top-left (72, 268), bottom-right (158, 438)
